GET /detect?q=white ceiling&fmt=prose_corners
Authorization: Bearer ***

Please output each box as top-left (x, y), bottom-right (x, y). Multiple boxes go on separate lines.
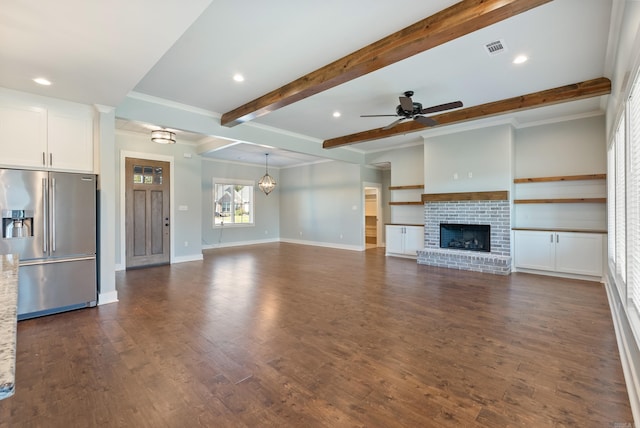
top-left (0, 0), bottom-right (616, 167)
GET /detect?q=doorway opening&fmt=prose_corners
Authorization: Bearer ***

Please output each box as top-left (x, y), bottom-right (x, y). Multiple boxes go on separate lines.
top-left (364, 185), bottom-right (382, 250)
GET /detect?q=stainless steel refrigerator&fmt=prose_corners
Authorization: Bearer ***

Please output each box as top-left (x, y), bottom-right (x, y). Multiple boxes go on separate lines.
top-left (0, 168), bottom-right (97, 320)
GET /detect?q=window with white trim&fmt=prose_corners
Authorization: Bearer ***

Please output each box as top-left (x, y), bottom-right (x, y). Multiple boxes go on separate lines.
top-left (628, 77), bottom-right (640, 313)
top-left (212, 178), bottom-right (254, 226)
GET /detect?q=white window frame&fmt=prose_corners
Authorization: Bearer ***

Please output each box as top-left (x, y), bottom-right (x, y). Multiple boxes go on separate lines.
top-left (628, 76), bottom-right (640, 317)
top-left (212, 178), bottom-right (255, 228)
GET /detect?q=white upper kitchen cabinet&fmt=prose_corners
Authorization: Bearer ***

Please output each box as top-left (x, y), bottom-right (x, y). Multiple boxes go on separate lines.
top-left (0, 102), bottom-right (47, 168)
top-left (47, 108), bottom-right (93, 172)
top-left (0, 88), bottom-right (94, 173)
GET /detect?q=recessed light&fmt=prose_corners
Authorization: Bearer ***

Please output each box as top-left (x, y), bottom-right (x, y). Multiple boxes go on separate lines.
top-left (513, 55), bottom-right (528, 64)
top-left (333, 111), bottom-right (341, 118)
top-left (33, 77), bottom-right (52, 86)
top-left (233, 73), bottom-right (245, 82)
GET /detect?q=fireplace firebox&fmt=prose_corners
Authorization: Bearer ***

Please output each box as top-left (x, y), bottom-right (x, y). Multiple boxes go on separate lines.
top-left (440, 223), bottom-right (490, 252)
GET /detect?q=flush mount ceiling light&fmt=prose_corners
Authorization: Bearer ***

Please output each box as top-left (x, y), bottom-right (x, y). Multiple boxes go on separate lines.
top-left (258, 153), bottom-right (276, 195)
top-left (151, 129), bottom-right (176, 144)
top-left (233, 73), bottom-right (245, 82)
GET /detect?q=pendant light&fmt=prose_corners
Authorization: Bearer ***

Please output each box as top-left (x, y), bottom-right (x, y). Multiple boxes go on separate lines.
top-left (258, 153), bottom-right (276, 195)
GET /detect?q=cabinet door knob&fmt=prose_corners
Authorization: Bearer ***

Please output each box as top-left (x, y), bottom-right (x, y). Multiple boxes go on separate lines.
top-left (550, 233), bottom-right (553, 243)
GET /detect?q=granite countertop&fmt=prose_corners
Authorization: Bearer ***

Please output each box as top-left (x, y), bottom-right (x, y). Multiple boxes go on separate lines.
top-left (0, 254), bottom-right (18, 400)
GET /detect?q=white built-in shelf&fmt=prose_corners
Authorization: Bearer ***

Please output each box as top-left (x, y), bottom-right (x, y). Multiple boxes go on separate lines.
top-left (389, 201), bottom-right (424, 206)
top-left (513, 174), bottom-right (606, 204)
top-left (389, 184), bottom-right (424, 206)
top-left (513, 174), bottom-right (606, 184)
top-left (513, 198), bottom-right (606, 204)
top-left (388, 185), bottom-right (423, 190)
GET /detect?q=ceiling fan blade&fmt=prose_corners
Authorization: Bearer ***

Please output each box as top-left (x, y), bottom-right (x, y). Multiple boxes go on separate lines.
top-left (414, 115), bottom-right (438, 127)
top-left (399, 96), bottom-right (413, 112)
top-left (360, 114), bottom-right (400, 117)
top-left (420, 100), bottom-right (463, 114)
top-left (383, 118), bottom-right (406, 130)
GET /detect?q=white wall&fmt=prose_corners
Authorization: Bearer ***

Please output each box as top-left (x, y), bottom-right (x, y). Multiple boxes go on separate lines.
top-left (367, 144), bottom-right (424, 225)
top-left (423, 124), bottom-right (513, 193)
top-left (515, 116), bottom-right (606, 177)
top-left (367, 144), bottom-right (424, 186)
top-left (201, 158), bottom-right (280, 248)
top-left (279, 160), bottom-right (363, 249)
top-left (513, 116), bottom-right (607, 230)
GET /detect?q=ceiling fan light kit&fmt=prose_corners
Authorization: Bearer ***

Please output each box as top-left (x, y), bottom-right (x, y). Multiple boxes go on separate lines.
top-left (361, 90), bottom-right (463, 130)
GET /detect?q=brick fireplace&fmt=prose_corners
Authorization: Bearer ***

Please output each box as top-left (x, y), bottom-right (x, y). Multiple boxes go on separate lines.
top-left (417, 191), bottom-right (511, 275)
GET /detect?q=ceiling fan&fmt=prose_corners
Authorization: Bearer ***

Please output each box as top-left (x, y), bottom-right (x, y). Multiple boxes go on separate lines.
top-left (361, 91), bottom-right (463, 130)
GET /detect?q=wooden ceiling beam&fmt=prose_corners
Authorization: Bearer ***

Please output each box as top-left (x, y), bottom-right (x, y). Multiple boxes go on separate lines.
top-left (322, 77), bottom-right (611, 149)
top-left (220, 0), bottom-right (553, 127)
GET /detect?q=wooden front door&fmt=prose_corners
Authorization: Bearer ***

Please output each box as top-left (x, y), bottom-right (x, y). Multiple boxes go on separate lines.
top-left (125, 157), bottom-right (170, 268)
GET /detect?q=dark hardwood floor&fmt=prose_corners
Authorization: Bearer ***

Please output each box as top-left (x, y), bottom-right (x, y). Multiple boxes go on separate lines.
top-left (0, 243), bottom-right (633, 427)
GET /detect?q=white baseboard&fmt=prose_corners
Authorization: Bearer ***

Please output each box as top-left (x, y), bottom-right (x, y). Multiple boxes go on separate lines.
top-left (512, 267), bottom-right (603, 283)
top-left (279, 238), bottom-right (363, 252)
top-left (98, 290), bottom-right (119, 305)
top-left (202, 238), bottom-right (364, 252)
top-left (172, 253), bottom-right (204, 263)
top-left (202, 237), bottom-right (280, 250)
top-left (114, 254), bottom-right (203, 270)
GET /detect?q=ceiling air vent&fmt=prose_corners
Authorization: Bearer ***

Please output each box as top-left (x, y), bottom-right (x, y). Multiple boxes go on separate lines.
top-left (485, 39), bottom-right (507, 56)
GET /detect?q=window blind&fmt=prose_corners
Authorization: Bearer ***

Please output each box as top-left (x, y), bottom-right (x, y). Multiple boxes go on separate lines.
top-left (616, 113), bottom-right (626, 285)
top-left (628, 79), bottom-right (640, 311)
top-left (608, 144), bottom-right (616, 265)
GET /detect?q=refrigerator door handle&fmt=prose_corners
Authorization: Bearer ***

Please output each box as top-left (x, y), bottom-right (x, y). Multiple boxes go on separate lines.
top-left (51, 177), bottom-right (56, 252)
top-left (43, 177), bottom-right (48, 253)
top-left (20, 255), bottom-right (96, 266)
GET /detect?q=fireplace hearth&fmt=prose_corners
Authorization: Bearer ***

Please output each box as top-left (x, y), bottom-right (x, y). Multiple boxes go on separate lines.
top-left (440, 223), bottom-right (490, 252)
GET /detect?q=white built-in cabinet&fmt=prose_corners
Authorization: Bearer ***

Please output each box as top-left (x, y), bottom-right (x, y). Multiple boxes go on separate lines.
top-left (385, 225), bottom-right (424, 258)
top-left (514, 230), bottom-right (604, 278)
top-left (386, 184), bottom-right (424, 257)
top-left (512, 174), bottom-right (606, 279)
top-left (0, 91), bottom-right (93, 172)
